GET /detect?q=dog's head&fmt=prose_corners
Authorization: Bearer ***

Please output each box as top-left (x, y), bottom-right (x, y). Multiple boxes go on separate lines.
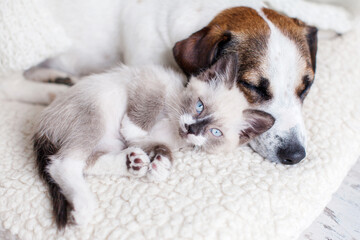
top-left (173, 7), bottom-right (318, 164)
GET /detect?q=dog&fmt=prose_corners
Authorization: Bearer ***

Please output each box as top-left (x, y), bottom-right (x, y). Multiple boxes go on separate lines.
top-left (172, 6), bottom-right (318, 164)
top-left (3, 0), bottom-right (351, 163)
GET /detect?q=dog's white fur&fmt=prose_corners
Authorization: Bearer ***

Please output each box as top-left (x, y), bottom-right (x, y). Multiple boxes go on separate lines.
top-left (249, 13), bottom-right (308, 161)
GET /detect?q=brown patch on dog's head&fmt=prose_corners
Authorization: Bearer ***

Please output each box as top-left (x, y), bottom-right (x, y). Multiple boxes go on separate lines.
top-left (173, 7), bottom-right (273, 104)
top-left (173, 7), bottom-right (270, 76)
top-left (173, 7), bottom-right (318, 104)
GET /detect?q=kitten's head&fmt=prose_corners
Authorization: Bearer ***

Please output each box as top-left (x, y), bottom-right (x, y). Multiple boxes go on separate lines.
top-left (178, 53), bottom-right (275, 153)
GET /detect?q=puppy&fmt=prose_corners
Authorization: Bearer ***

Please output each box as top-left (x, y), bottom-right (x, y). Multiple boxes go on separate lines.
top-left (173, 7), bottom-right (318, 164)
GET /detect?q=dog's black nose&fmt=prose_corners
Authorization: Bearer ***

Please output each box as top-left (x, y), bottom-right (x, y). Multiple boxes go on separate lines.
top-left (277, 144), bottom-right (306, 165)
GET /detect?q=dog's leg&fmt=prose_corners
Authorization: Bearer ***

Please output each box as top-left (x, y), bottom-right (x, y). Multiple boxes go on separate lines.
top-left (24, 67), bottom-right (79, 86)
top-left (48, 154), bottom-right (97, 226)
top-left (265, 0), bottom-right (352, 34)
top-left (0, 73), bottom-right (69, 105)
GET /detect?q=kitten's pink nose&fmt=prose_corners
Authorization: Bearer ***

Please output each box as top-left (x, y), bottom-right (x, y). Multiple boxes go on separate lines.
top-left (185, 117), bottom-right (211, 136)
top-left (185, 123), bottom-right (201, 135)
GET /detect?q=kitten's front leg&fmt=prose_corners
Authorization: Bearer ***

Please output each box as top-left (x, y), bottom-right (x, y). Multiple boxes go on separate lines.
top-left (84, 145), bottom-right (173, 182)
top-left (85, 147), bottom-right (150, 178)
top-left (146, 145), bottom-right (173, 182)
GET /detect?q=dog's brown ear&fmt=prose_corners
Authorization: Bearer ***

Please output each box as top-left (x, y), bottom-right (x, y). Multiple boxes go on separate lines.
top-left (173, 27), bottom-right (231, 76)
top-left (306, 26), bottom-right (318, 72)
top-left (290, 18), bottom-right (318, 72)
top-left (239, 109), bottom-right (275, 144)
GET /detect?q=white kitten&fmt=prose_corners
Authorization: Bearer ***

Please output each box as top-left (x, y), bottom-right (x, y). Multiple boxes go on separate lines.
top-left (33, 54), bottom-right (274, 229)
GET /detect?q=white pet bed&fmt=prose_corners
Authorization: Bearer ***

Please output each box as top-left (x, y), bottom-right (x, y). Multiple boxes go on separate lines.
top-left (1, 9), bottom-right (360, 240)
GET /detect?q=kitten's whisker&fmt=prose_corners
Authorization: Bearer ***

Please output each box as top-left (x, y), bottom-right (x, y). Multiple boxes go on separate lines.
top-left (165, 99), bottom-right (182, 116)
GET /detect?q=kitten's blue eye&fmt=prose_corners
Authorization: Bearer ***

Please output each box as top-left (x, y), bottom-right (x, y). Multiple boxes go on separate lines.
top-left (210, 128), bottom-right (222, 137)
top-left (195, 100), bottom-right (204, 114)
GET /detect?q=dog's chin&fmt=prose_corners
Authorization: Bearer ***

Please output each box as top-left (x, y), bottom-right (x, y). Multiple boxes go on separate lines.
top-left (249, 139), bottom-right (281, 163)
top-left (249, 127), bottom-right (307, 164)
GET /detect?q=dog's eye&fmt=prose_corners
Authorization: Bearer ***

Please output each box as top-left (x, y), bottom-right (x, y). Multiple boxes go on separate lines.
top-left (238, 77), bottom-right (271, 101)
top-left (299, 75), bottom-right (313, 100)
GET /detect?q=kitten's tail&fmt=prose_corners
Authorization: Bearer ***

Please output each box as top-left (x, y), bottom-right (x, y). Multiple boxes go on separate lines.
top-left (33, 134), bottom-right (69, 229)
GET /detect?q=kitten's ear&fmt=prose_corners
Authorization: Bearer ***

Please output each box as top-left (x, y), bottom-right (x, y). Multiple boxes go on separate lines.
top-left (197, 53), bottom-right (239, 87)
top-left (239, 109), bottom-right (275, 144)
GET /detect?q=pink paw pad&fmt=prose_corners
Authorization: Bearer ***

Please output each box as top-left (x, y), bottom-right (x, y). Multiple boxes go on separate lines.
top-left (126, 149), bottom-right (150, 177)
top-left (147, 153), bottom-right (172, 182)
top-left (134, 158), bottom-right (142, 163)
top-left (151, 163), bottom-right (157, 170)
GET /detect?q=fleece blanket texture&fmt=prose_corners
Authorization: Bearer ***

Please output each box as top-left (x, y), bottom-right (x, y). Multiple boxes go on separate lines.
top-left (1, 9), bottom-right (360, 240)
top-left (0, 0), bottom-right (70, 75)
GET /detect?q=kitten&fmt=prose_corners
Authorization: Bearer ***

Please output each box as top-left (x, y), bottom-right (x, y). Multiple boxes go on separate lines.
top-left (33, 53), bottom-right (275, 229)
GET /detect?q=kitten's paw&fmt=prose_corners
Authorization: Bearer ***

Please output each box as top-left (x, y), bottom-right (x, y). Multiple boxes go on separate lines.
top-left (126, 148), bottom-right (150, 178)
top-left (70, 194), bottom-right (97, 226)
top-left (147, 152), bottom-right (172, 182)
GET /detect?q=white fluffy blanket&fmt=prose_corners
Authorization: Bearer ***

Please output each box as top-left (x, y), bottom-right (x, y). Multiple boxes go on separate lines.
top-left (0, 0), bottom-right (70, 75)
top-left (1, 4), bottom-right (360, 240)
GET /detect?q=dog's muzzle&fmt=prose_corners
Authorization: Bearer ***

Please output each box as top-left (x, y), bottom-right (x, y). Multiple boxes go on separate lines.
top-left (249, 124), bottom-right (307, 164)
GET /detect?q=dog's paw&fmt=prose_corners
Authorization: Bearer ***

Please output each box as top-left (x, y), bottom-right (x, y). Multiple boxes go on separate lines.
top-left (147, 153), bottom-right (172, 182)
top-left (24, 67), bottom-right (78, 85)
top-left (125, 147), bottom-right (150, 178)
top-left (70, 193), bottom-right (97, 226)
